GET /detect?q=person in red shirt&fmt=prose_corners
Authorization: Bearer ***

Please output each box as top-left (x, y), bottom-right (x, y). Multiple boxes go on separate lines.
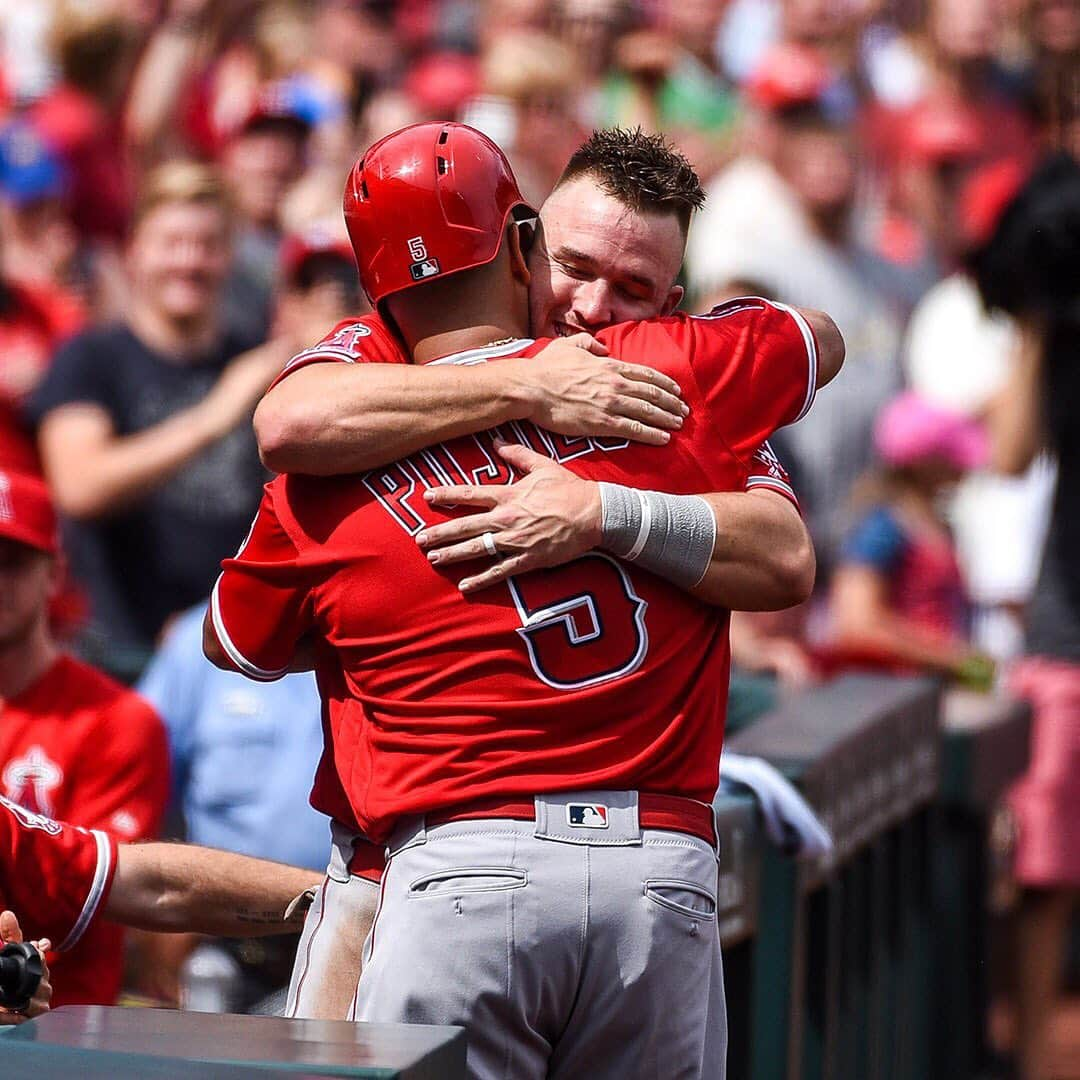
top-left (0, 469), bottom-right (169, 1006)
top-left (0, 793), bottom-right (322, 1025)
top-left (207, 124), bottom-right (843, 1078)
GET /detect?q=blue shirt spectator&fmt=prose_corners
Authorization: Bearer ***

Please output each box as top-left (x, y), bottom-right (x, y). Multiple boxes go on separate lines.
top-left (138, 605), bottom-right (328, 871)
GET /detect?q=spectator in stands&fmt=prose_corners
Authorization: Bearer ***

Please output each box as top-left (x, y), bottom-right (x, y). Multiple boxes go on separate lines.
top-left (903, 160), bottom-right (1056, 661)
top-left (219, 91), bottom-right (313, 343)
top-left (868, 0), bottom-right (1036, 172)
top-left (827, 391), bottom-right (996, 688)
top-left (0, 470), bottom-right (168, 1006)
top-left (0, 123), bottom-right (80, 306)
top-left (974, 152), bottom-right (1080, 1080)
top-left (136, 603), bottom-right (327, 1009)
top-left (470, 30), bottom-right (584, 206)
top-left (31, 162), bottom-right (284, 680)
top-left (687, 43), bottom-right (903, 564)
top-left (29, 8), bottom-right (137, 247)
top-left (273, 226), bottom-right (365, 343)
top-left (600, 0), bottom-right (738, 178)
top-left (0, 127), bottom-right (85, 473)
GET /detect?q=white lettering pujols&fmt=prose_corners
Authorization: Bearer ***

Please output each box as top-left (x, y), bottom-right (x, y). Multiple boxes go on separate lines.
top-left (365, 421), bottom-right (629, 538)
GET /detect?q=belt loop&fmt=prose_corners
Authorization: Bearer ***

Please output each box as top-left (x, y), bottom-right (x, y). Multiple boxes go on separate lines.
top-left (710, 801), bottom-right (722, 862)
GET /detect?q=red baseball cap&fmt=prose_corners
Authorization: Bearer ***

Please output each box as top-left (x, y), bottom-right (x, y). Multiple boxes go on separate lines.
top-left (897, 99), bottom-right (982, 165)
top-left (279, 225), bottom-right (356, 284)
top-left (0, 470), bottom-right (58, 554)
top-left (405, 53), bottom-right (480, 116)
top-left (745, 43), bottom-right (831, 111)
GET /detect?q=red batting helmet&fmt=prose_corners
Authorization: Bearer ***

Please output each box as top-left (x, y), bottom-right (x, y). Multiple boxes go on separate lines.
top-left (343, 122), bottom-right (533, 306)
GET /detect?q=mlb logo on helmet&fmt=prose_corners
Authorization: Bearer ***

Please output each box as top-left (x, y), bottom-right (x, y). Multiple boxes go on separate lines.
top-left (567, 803), bottom-right (609, 828)
top-left (406, 235), bottom-right (441, 281)
top-left (410, 257), bottom-right (441, 280)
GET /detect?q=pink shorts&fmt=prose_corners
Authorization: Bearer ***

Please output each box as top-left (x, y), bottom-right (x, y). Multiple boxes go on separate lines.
top-left (1008, 656), bottom-right (1080, 889)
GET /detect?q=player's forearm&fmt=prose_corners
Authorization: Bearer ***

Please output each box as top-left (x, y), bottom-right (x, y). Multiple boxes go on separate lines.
top-left (688, 492), bottom-right (815, 611)
top-left (40, 401), bottom-right (226, 520)
top-left (255, 361), bottom-right (534, 475)
top-left (107, 843), bottom-right (321, 937)
top-left (600, 486), bottom-right (814, 610)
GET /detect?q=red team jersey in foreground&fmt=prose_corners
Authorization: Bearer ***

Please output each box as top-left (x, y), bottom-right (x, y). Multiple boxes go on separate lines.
top-left (217, 300), bottom-right (816, 842)
top-left (0, 655), bottom-right (168, 1005)
top-left (268, 311), bottom-right (799, 510)
top-left (0, 794), bottom-right (116, 951)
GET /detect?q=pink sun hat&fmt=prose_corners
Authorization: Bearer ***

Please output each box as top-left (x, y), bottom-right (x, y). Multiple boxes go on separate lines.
top-left (874, 392), bottom-right (989, 471)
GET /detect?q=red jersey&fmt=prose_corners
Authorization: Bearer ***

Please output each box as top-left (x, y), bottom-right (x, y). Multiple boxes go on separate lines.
top-left (0, 654), bottom-right (169, 1005)
top-left (269, 313), bottom-right (800, 510)
top-left (221, 299), bottom-right (816, 840)
top-left (0, 795), bottom-right (116, 951)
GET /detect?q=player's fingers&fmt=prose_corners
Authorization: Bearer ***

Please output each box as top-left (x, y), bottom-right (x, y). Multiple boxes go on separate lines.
top-left (424, 485), bottom-right (501, 509)
top-left (618, 378), bottom-right (688, 419)
top-left (459, 553), bottom-right (533, 593)
top-left (603, 417), bottom-right (673, 446)
top-left (416, 513), bottom-right (497, 551)
top-left (34, 939), bottom-right (51, 954)
top-left (562, 332), bottom-right (608, 356)
top-left (496, 441), bottom-right (555, 473)
top-left (617, 363), bottom-right (682, 398)
top-left (614, 395), bottom-right (685, 432)
top-left (426, 532), bottom-right (504, 566)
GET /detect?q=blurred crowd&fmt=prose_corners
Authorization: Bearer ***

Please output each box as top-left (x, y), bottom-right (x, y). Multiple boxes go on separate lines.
top-left (0, 0), bottom-right (1076, 1057)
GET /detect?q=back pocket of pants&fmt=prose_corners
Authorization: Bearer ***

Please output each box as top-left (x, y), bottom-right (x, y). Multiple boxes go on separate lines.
top-left (644, 878), bottom-right (717, 919)
top-left (408, 866), bottom-right (527, 898)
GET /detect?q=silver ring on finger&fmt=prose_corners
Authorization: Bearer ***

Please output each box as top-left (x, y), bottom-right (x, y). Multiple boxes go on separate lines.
top-left (481, 531), bottom-right (499, 557)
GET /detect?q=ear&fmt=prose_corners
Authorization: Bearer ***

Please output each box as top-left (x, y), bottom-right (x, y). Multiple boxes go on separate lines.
top-left (661, 284), bottom-right (684, 316)
top-left (506, 221), bottom-right (532, 288)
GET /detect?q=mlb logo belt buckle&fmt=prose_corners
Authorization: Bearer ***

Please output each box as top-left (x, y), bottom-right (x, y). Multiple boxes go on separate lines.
top-left (566, 803), bottom-right (609, 829)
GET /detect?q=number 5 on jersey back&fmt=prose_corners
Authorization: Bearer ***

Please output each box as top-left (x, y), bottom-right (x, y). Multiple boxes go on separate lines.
top-left (508, 553), bottom-right (649, 690)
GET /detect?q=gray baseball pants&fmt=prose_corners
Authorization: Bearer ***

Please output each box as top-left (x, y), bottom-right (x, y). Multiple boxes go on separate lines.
top-left (348, 791), bottom-right (727, 1080)
top-left (286, 820), bottom-right (378, 1019)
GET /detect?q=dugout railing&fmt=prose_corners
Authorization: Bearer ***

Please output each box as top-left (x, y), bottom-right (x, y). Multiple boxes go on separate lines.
top-left (719, 673), bottom-right (1031, 1080)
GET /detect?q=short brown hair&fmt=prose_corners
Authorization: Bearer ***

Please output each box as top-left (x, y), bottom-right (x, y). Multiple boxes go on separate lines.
top-left (556, 127), bottom-right (705, 233)
top-left (132, 161), bottom-right (229, 231)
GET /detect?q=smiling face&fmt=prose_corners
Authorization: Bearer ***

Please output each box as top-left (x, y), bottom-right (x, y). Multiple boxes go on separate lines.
top-left (128, 199), bottom-right (231, 327)
top-left (528, 174), bottom-right (686, 337)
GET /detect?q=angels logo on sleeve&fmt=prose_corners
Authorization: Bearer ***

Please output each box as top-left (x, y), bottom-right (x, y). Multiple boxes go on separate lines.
top-left (746, 441), bottom-right (799, 507)
top-left (0, 793), bottom-right (63, 835)
top-left (282, 321), bottom-right (374, 372)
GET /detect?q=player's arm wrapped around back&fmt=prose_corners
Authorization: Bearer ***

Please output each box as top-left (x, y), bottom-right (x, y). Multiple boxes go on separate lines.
top-left (598, 483), bottom-right (716, 589)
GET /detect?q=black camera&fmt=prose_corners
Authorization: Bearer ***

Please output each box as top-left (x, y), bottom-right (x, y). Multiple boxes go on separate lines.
top-left (0, 941), bottom-right (44, 1012)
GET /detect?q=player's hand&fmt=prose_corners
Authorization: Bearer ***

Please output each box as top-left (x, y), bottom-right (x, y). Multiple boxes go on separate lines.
top-left (417, 441), bottom-right (602, 593)
top-left (510, 335), bottom-right (688, 446)
top-left (0, 910), bottom-right (52, 1024)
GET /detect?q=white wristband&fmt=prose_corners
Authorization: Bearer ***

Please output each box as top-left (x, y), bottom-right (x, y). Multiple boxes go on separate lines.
top-left (598, 483), bottom-right (716, 589)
